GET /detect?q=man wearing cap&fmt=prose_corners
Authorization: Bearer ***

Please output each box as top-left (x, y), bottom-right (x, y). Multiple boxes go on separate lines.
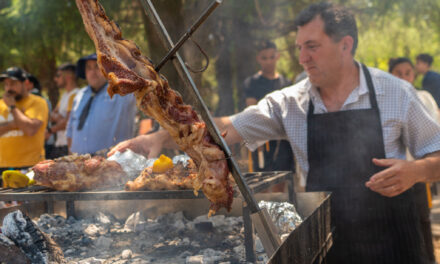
top-left (47, 63), bottom-right (79, 158)
top-left (0, 67), bottom-right (48, 175)
top-left (66, 54), bottom-right (136, 155)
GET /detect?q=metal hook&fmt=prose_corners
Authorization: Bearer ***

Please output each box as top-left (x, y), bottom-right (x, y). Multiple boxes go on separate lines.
top-left (184, 38), bottom-right (209, 73)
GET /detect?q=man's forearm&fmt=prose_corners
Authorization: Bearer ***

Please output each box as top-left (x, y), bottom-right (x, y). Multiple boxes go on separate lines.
top-left (11, 108), bottom-right (42, 136)
top-left (418, 151), bottom-right (440, 182)
top-left (214, 116), bottom-right (243, 145)
top-left (160, 116), bottom-right (243, 149)
top-left (0, 121), bottom-right (17, 136)
top-left (50, 117), bottom-right (68, 133)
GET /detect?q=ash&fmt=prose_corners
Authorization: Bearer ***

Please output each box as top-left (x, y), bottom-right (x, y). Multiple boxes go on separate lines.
top-left (36, 211), bottom-right (269, 264)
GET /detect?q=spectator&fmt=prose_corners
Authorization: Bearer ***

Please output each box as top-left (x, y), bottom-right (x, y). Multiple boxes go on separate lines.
top-left (0, 67), bottom-right (48, 176)
top-left (416, 53), bottom-right (440, 108)
top-left (389, 57), bottom-right (437, 263)
top-left (47, 63), bottom-right (79, 158)
top-left (66, 54), bottom-right (136, 155)
top-left (24, 73), bottom-right (56, 159)
top-left (243, 40), bottom-right (295, 177)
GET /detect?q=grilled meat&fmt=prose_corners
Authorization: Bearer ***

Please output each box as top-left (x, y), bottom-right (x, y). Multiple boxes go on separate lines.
top-left (75, 0), bottom-right (233, 215)
top-left (32, 154), bottom-right (127, 191)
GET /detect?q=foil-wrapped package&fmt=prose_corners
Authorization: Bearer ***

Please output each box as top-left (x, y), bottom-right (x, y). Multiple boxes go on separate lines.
top-left (108, 152), bottom-right (192, 180)
top-left (107, 149), bottom-right (149, 180)
top-left (258, 200), bottom-right (303, 235)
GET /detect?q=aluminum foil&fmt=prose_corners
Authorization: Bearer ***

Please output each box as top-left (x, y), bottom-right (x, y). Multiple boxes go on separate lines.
top-left (172, 154), bottom-right (191, 166)
top-left (107, 149), bottom-right (149, 180)
top-left (258, 200), bottom-right (303, 235)
top-left (108, 151), bottom-right (192, 179)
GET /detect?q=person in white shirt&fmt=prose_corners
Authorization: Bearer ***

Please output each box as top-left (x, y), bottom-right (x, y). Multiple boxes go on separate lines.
top-left (108, 3), bottom-right (440, 263)
top-left (46, 63), bottom-right (79, 158)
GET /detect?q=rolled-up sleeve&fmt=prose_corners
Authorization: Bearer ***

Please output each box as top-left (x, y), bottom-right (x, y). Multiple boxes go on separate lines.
top-left (403, 88), bottom-right (440, 158)
top-left (230, 92), bottom-right (286, 151)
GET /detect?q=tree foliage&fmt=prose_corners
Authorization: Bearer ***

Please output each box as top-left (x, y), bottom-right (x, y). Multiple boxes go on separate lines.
top-left (1, 0), bottom-right (440, 113)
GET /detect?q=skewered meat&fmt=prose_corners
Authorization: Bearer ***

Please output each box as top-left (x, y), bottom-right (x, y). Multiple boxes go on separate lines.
top-left (32, 154), bottom-right (127, 191)
top-left (75, 0), bottom-right (233, 215)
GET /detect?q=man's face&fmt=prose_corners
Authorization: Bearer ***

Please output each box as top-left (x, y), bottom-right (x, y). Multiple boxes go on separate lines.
top-left (256, 48), bottom-right (279, 73)
top-left (3, 78), bottom-right (27, 101)
top-left (415, 60), bottom-right (430, 75)
top-left (391, 62), bottom-right (415, 84)
top-left (296, 16), bottom-right (345, 87)
top-left (54, 70), bottom-right (67, 89)
top-left (85, 60), bottom-right (107, 90)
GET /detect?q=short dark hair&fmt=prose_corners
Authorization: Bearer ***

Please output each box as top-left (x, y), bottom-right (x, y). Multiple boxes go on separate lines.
top-left (294, 2), bottom-right (358, 55)
top-left (57, 63), bottom-right (76, 73)
top-left (257, 40), bottom-right (277, 52)
top-left (416, 53), bottom-right (433, 66)
top-left (388, 57), bottom-right (414, 73)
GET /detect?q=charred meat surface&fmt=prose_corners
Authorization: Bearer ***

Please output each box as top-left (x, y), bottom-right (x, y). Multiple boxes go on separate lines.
top-left (75, 0), bottom-right (233, 215)
top-left (126, 161), bottom-right (197, 191)
top-left (32, 154), bottom-right (128, 191)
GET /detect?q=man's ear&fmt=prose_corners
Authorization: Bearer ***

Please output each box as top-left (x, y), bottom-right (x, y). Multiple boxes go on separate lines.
top-left (341, 35), bottom-right (354, 54)
top-left (23, 79), bottom-right (32, 90)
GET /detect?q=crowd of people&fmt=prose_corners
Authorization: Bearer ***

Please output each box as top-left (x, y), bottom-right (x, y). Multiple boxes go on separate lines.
top-left (1, 2), bottom-right (440, 262)
top-left (0, 53), bottom-right (136, 176)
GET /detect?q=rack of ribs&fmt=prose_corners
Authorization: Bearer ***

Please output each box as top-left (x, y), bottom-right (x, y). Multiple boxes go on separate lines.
top-left (75, 0), bottom-right (233, 216)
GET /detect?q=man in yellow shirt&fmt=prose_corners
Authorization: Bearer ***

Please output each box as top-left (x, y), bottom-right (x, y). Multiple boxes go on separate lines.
top-left (0, 67), bottom-right (48, 177)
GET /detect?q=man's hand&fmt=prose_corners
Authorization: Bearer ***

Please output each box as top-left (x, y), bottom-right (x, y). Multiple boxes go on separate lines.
top-left (365, 158), bottom-right (420, 197)
top-left (107, 132), bottom-right (165, 158)
top-left (3, 92), bottom-right (16, 107)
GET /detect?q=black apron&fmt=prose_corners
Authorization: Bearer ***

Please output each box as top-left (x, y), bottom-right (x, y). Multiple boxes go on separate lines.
top-left (306, 64), bottom-right (428, 263)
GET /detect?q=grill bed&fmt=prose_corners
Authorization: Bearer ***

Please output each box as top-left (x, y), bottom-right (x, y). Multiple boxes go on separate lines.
top-left (0, 171), bottom-right (293, 202)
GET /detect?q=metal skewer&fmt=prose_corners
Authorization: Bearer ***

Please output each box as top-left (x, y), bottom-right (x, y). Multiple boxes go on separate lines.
top-left (139, 0), bottom-right (281, 257)
top-left (154, 0), bottom-right (221, 72)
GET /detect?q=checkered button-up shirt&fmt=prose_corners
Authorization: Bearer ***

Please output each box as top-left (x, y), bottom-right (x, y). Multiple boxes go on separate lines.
top-left (230, 63), bottom-right (440, 184)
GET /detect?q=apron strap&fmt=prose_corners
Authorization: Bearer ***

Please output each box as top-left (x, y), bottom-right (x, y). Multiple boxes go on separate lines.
top-left (308, 63), bottom-right (381, 117)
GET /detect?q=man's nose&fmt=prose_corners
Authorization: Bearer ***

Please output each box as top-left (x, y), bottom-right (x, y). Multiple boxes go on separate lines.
top-left (298, 49), bottom-right (310, 65)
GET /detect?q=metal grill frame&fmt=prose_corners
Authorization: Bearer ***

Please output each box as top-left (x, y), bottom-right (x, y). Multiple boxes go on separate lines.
top-left (0, 171), bottom-right (295, 262)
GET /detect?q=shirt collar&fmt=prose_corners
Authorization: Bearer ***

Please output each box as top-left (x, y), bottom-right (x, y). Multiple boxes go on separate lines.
top-left (301, 61), bottom-right (383, 111)
top-left (87, 83), bottom-right (108, 95)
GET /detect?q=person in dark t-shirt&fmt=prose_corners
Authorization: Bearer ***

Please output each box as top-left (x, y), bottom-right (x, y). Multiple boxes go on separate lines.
top-left (416, 53), bottom-right (440, 109)
top-left (243, 40), bottom-right (295, 179)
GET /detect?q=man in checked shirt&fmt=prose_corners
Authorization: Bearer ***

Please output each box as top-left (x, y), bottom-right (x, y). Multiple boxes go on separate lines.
top-left (110, 3), bottom-right (440, 263)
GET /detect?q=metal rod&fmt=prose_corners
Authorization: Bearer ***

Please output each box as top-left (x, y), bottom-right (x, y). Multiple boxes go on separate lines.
top-left (154, 0), bottom-right (221, 71)
top-left (139, 0), bottom-right (261, 214)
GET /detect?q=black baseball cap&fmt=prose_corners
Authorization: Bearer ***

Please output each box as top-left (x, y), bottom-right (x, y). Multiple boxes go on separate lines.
top-left (25, 73), bottom-right (41, 90)
top-left (76, 53), bottom-right (97, 79)
top-left (0, 67), bottom-right (28, 82)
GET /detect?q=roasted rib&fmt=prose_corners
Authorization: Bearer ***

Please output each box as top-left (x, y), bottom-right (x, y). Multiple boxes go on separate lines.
top-left (32, 154), bottom-right (127, 191)
top-left (75, 0), bottom-right (233, 215)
